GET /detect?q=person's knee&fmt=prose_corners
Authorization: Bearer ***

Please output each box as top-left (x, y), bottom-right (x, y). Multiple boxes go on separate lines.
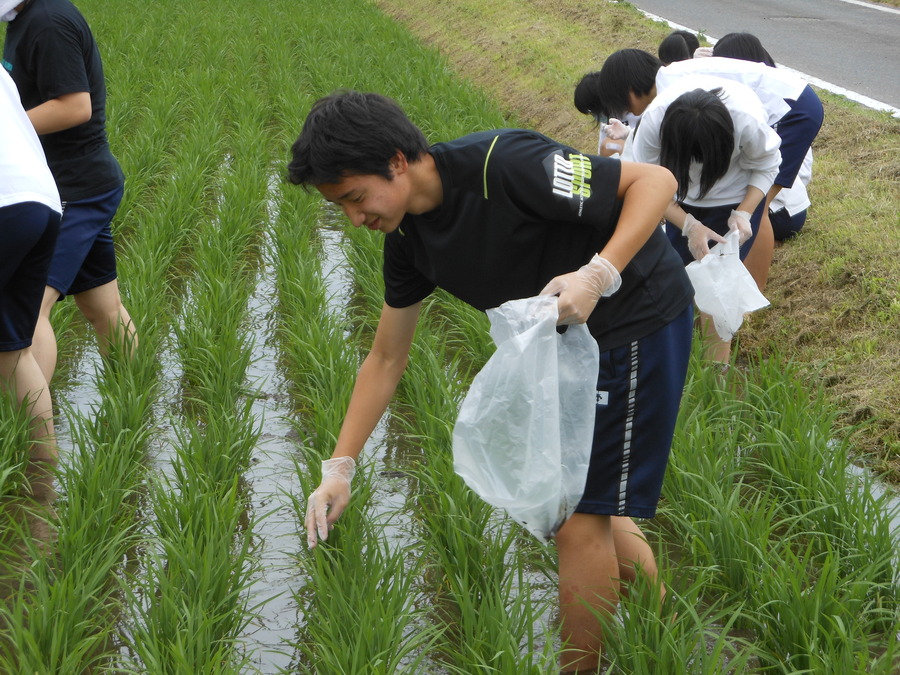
top-left (74, 288), bottom-right (125, 326)
top-left (0, 349), bottom-right (23, 378)
top-left (39, 286), bottom-right (61, 316)
top-left (557, 512), bottom-right (613, 552)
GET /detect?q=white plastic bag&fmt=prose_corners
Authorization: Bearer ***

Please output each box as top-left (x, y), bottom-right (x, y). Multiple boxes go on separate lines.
top-left (452, 295), bottom-right (600, 542)
top-left (685, 230), bottom-right (770, 341)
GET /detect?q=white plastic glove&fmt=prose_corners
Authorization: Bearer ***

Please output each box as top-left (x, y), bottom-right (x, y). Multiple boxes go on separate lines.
top-left (682, 213), bottom-right (726, 261)
top-left (727, 209), bottom-right (753, 245)
top-left (602, 118), bottom-right (631, 141)
top-left (540, 254), bottom-right (621, 325)
top-left (305, 456), bottom-right (356, 549)
top-left (693, 47), bottom-right (714, 58)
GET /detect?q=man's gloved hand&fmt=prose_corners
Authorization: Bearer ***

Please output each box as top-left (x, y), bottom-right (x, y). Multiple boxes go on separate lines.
top-left (682, 212), bottom-right (726, 260)
top-left (727, 209), bottom-right (753, 245)
top-left (305, 456), bottom-right (356, 549)
top-left (540, 254), bottom-right (621, 325)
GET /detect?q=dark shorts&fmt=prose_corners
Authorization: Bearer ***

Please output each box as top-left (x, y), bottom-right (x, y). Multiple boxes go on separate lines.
top-left (47, 184), bottom-right (124, 299)
top-left (774, 86), bottom-right (823, 188)
top-left (0, 202), bottom-right (61, 351)
top-left (770, 206), bottom-right (807, 241)
top-left (576, 303), bottom-right (693, 518)
top-left (664, 199), bottom-right (766, 265)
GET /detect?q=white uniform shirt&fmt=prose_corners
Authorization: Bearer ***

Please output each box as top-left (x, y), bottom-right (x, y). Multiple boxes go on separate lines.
top-left (771, 149), bottom-right (812, 216)
top-left (0, 69), bottom-right (62, 213)
top-left (632, 75), bottom-right (782, 208)
top-left (656, 56), bottom-right (807, 126)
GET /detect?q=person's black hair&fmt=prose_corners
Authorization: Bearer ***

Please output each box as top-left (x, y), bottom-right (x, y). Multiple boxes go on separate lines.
top-left (573, 71), bottom-right (605, 124)
top-left (658, 30), bottom-right (700, 65)
top-left (288, 90), bottom-right (430, 187)
top-left (659, 88), bottom-right (734, 202)
top-left (573, 49), bottom-right (662, 122)
top-left (713, 32), bottom-right (776, 67)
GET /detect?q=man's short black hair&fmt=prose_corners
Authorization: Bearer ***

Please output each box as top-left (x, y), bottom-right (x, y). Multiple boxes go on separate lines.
top-left (288, 90), bottom-right (430, 187)
top-left (573, 49), bottom-right (662, 122)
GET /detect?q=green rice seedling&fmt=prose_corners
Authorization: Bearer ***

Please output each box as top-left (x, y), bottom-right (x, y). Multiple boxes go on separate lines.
top-left (0, 391), bottom-right (34, 500)
top-left (290, 521), bottom-right (441, 674)
top-left (124, 476), bottom-right (259, 674)
top-left (419, 512), bottom-right (556, 673)
top-left (602, 564), bottom-right (757, 675)
top-left (170, 401), bottom-right (261, 490)
top-left (288, 457), bottom-right (429, 671)
top-left (175, 302), bottom-right (256, 417)
top-left (752, 539), bottom-right (899, 673)
top-left (0, 409), bottom-right (148, 672)
top-left (660, 485), bottom-right (797, 622)
top-left (868, 631), bottom-right (900, 674)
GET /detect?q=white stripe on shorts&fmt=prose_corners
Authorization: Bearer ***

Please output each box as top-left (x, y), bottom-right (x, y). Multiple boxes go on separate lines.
top-left (617, 340), bottom-right (639, 515)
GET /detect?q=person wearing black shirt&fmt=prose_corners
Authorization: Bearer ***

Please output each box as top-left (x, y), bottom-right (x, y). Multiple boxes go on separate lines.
top-left (3, 0), bottom-right (136, 384)
top-left (289, 90), bottom-right (693, 672)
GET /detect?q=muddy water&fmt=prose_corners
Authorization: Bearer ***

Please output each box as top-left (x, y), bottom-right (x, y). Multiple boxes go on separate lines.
top-left (238, 260), bottom-right (304, 672)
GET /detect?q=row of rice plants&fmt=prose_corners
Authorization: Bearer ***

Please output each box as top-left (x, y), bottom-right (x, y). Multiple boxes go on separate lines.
top-left (270, 181), bottom-right (444, 672)
top-left (0, 2), bottom-right (281, 670)
top-left (0, 7), bottom-right (216, 661)
top-left (0, 113), bottom-right (187, 672)
top-left (640, 359), bottom-right (900, 672)
top-left (117, 21), bottom-right (280, 672)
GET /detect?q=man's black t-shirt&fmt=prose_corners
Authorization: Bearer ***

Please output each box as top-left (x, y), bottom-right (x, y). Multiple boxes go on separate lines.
top-left (383, 129), bottom-right (693, 351)
top-left (3, 0), bottom-right (123, 201)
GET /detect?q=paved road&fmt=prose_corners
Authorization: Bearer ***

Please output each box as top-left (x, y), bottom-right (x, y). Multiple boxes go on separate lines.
top-left (630, 0), bottom-right (900, 114)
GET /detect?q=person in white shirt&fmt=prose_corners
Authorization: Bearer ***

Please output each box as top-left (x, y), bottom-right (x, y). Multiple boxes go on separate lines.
top-left (576, 47), bottom-right (822, 291)
top-left (631, 76), bottom-right (782, 362)
top-left (573, 69), bottom-right (642, 159)
top-left (658, 45), bottom-right (823, 288)
top-left (0, 67), bottom-right (62, 479)
top-left (709, 33), bottom-right (817, 243)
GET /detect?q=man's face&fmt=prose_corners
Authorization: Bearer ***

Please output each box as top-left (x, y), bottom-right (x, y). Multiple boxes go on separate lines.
top-left (317, 161), bottom-right (409, 234)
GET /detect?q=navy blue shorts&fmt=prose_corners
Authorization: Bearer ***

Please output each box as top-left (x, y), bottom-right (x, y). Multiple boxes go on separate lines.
top-left (774, 86), bottom-right (823, 188)
top-left (576, 303), bottom-right (693, 518)
top-left (0, 202), bottom-right (61, 351)
top-left (664, 199), bottom-right (766, 265)
top-left (770, 206), bottom-right (807, 241)
top-left (47, 184), bottom-right (124, 299)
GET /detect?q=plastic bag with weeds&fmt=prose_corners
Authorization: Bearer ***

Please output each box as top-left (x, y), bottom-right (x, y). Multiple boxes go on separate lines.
top-left (685, 229), bottom-right (770, 340)
top-left (452, 294), bottom-right (599, 542)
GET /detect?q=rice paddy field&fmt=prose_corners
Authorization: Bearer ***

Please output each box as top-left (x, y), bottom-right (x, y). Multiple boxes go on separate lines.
top-left (1, 0), bottom-right (899, 673)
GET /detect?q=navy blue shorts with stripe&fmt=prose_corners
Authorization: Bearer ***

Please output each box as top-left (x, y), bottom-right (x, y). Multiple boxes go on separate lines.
top-left (0, 202), bottom-right (61, 351)
top-left (47, 185), bottom-right (124, 299)
top-left (575, 303), bottom-right (693, 519)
